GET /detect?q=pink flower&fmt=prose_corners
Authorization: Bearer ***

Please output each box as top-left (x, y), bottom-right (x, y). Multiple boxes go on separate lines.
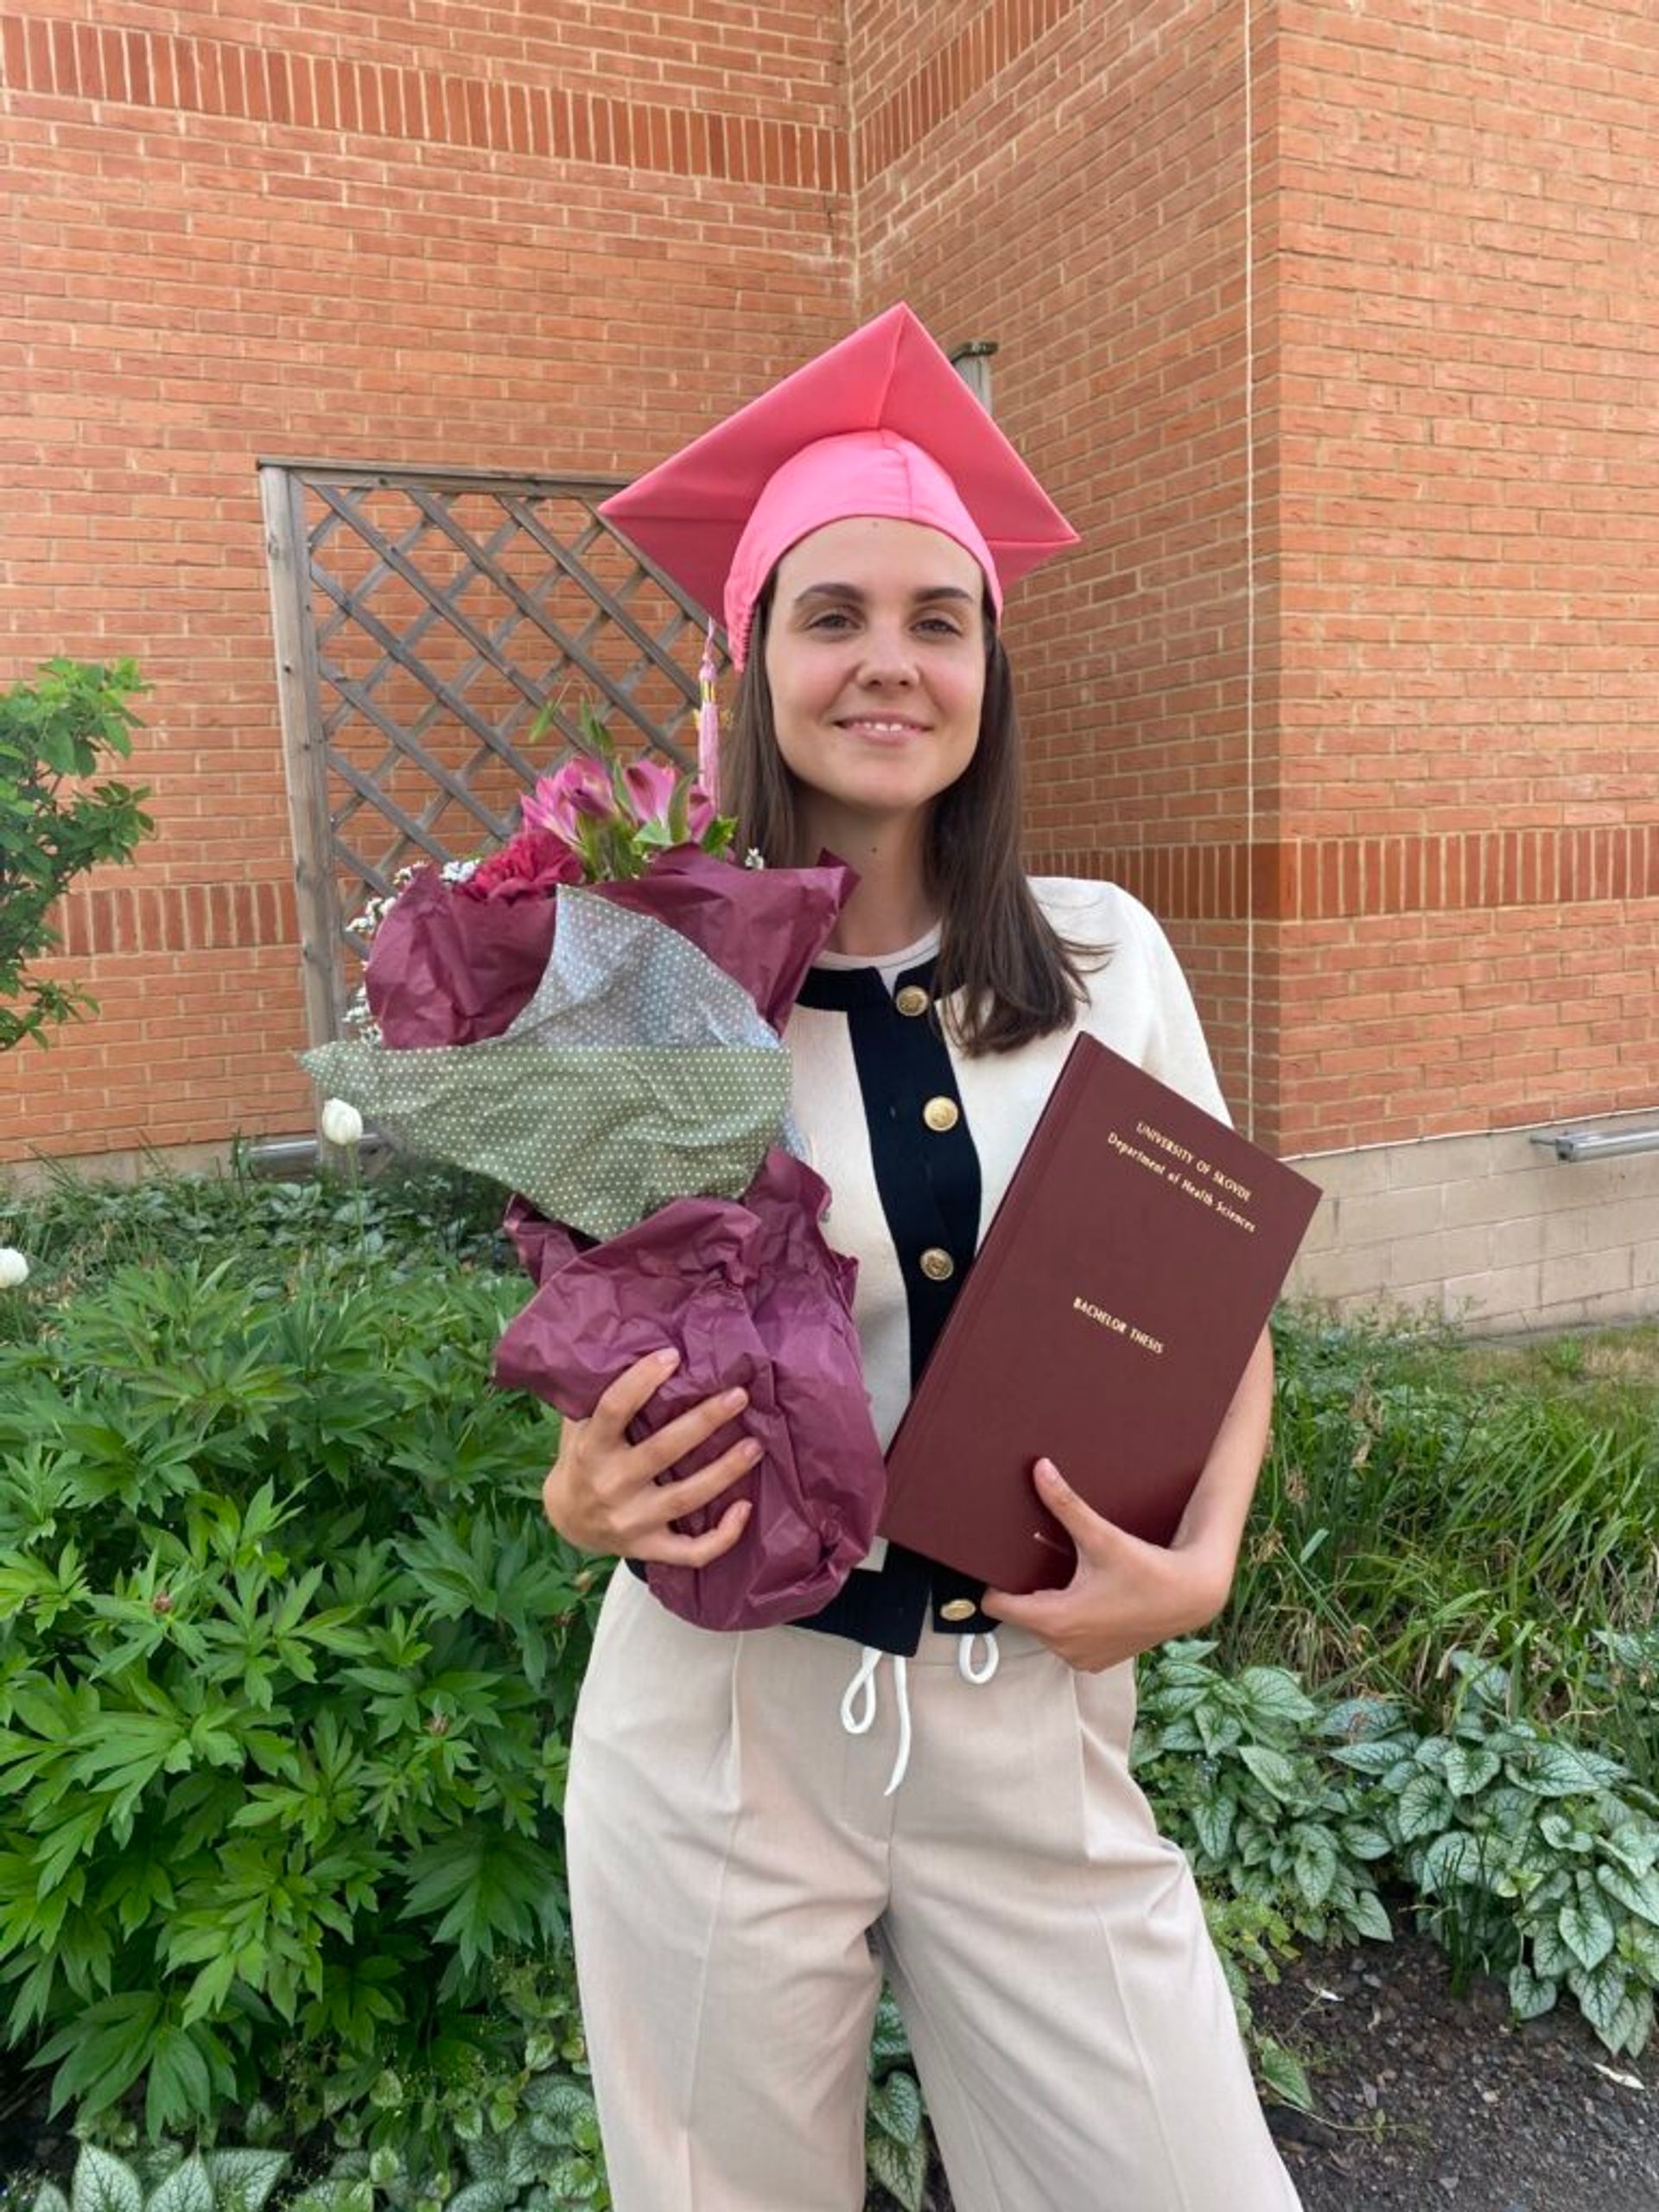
top-left (522, 758), bottom-right (616, 846)
top-left (622, 756), bottom-right (680, 830)
top-left (461, 824), bottom-right (586, 902)
top-left (686, 784), bottom-right (716, 841)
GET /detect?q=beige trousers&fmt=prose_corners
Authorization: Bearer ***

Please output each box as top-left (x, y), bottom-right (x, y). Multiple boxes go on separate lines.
top-left (567, 1565), bottom-right (1301, 2212)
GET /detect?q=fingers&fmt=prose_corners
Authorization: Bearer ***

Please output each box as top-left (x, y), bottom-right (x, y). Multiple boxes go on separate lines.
top-left (632, 1493), bottom-right (753, 1570)
top-left (1032, 1459), bottom-right (1131, 1558)
top-left (589, 1350), bottom-right (756, 1478)
top-left (979, 1584), bottom-right (1065, 1630)
top-left (547, 1353), bottom-right (765, 1560)
top-left (590, 1344), bottom-right (685, 1436)
top-left (636, 1381), bottom-right (756, 1478)
top-left (632, 1427), bottom-right (763, 1535)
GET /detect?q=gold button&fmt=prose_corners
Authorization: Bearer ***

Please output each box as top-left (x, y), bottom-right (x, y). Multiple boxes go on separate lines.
top-left (922, 1096), bottom-right (960, 1133)
top-left (939, 1599), bottom-right (976, 1624)
top-left (895, 984), bottom-right (930, 1017)
top-left (918, 1247), bottom-right (955, 1282)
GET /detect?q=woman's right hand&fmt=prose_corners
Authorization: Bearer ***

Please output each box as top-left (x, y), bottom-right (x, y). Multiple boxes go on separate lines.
top-left (542, 1346), bottom-right (761, 1567)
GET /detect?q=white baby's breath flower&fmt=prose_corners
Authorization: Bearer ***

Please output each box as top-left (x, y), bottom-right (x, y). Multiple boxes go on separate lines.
top-left (0, 1247), bottom-right (29, 1288)
top-left (320, 1098), bottom-right (365, 1148)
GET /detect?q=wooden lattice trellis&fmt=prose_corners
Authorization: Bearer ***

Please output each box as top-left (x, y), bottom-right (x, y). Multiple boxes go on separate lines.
top-left (259, 457), bottom-right (723, 1056)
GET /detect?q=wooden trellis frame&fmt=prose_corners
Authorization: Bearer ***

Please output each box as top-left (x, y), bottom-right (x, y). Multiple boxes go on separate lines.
top-left (259, 456), bottom-right (723, 1055)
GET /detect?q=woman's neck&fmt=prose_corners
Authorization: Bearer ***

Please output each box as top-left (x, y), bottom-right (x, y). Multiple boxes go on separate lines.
top-left (802, 804), bottom-right (937, 957)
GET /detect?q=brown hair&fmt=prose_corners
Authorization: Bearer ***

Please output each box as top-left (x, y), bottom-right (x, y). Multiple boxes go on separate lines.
top-left (721, 588), bottom-right (1108, 1054)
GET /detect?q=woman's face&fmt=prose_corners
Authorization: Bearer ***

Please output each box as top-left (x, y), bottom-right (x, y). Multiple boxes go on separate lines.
top-left (762, 515), bottom-right (988, 836)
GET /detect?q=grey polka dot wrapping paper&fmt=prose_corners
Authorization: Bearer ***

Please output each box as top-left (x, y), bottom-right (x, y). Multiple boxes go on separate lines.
top-left (303, 887), bottom-right (795, 1237)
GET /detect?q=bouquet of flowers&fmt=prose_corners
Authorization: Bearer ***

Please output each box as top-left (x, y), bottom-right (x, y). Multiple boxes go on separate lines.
top-left (302, 702), bottom-right (887, 1632)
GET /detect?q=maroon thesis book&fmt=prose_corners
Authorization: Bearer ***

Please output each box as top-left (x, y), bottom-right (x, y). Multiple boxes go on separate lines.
top-left (880, 1033), bottom-right (1323, 1593)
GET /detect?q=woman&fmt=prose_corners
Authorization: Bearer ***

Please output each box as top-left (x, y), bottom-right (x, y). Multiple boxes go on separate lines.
top-left (543, 307), bottom-right (1300, 2212)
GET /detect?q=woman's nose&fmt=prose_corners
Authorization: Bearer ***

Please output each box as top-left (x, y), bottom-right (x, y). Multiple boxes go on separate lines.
top-left (855, 626), bottom-right (918, 684)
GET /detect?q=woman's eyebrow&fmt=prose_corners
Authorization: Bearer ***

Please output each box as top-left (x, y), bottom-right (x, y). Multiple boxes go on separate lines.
top-left (791, 582), bottom-right (978, 607)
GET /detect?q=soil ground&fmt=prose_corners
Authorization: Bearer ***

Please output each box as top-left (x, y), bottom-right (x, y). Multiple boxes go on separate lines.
top-left (1255, 1932), bottom-right (1659, 2212)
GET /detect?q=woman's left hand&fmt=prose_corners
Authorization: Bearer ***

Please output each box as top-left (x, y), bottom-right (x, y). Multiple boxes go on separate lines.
top-left (979, 1458), bottom-right (1235, 1673)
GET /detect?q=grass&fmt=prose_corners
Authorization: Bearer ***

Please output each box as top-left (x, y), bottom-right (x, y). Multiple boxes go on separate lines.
top-left (1227, 1308), bottom-right (1659, 1786)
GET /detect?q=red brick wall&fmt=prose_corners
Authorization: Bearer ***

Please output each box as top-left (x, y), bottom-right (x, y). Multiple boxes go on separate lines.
top-left (849, 0), bottom-right (1275, 1128)
top-left (852, 0), bottom-right (1659, 1156)
top-left (1269, 0), bottom-right (1659, 1151)
top-left (0, 0), bottom-right (849, 1163)
top-left (6, 0), bottom-right (1656, 1174)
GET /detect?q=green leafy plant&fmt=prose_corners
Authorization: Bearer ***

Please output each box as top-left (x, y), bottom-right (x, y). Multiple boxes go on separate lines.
top-left (0, 1160), bottom-right (508, 1317)
top-left (276, 1949), bottom-right (607, 2212)
top-left (29, 2144), bottom-right (287, 2212)
top-left (1332, 1652), bottom-right (1659, 2054)
top-left (862, 1990), bottom-right (929, 2212)
top-left (1228, 1311), bottom-right (1659, 1785)
top-left (0, 1255), bottom-right (590, 2139)
top-left (0, 658), bottom-right (153, 1051)
top-left (1198, 1892), bottom-right (1314, 2113)
top-left (1135, 1639), bottom-right (1393, 1949)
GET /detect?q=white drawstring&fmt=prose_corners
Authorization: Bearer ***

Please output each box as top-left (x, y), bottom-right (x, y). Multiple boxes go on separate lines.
top-left (839, 1645), bottom-right (912, 1796)
top-left (839, 1631), bottom-right (1002, 1794)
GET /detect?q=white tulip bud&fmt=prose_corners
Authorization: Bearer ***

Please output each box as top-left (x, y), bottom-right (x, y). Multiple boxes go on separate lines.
top-left (0, 1247), bottom-right (29, 1288)
top-left (320, 1098), bottom-right (365, 1148)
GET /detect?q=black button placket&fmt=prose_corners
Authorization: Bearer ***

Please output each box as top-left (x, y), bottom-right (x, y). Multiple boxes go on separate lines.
top-left (790, 957), bottom-right (998, 1649)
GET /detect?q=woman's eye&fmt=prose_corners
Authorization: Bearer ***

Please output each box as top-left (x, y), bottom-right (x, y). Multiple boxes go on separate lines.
top-left (807, 609), bottom-right (855, 632)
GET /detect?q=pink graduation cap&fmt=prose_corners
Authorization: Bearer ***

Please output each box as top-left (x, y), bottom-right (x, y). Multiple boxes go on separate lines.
top-left (600, 303), bottom-right (1078, 669)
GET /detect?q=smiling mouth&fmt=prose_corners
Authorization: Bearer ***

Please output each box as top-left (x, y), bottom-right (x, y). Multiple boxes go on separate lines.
top-left (836, 718), bottom-right (928, 736)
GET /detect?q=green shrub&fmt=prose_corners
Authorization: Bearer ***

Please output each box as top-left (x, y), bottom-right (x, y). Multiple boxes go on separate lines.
top-left (1141, 1637), bottom-right (1659, 2061)
top-left (6, 1203), bottom-right (1657, 2183)
top-left (1135, 1640), bottom-right (1392, 1951)
top-left (0, 658), bottom-right (152, 1052)
top-left (0, 1161), bottom-right (509, 1335)
top-left (29, 2145), bottom-right (288, 2212)
top-left (862, 1992), bottom-right (928, 2212)
top-left (1332, 1652), bottom-right (1659, 2055)
top-left (1231, 1311), bottom-right (1659, 1771)
top-left (0, 1255), bottom-right (592, 2141)
top-left (283, 1949), bottom-right (608, 2212)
